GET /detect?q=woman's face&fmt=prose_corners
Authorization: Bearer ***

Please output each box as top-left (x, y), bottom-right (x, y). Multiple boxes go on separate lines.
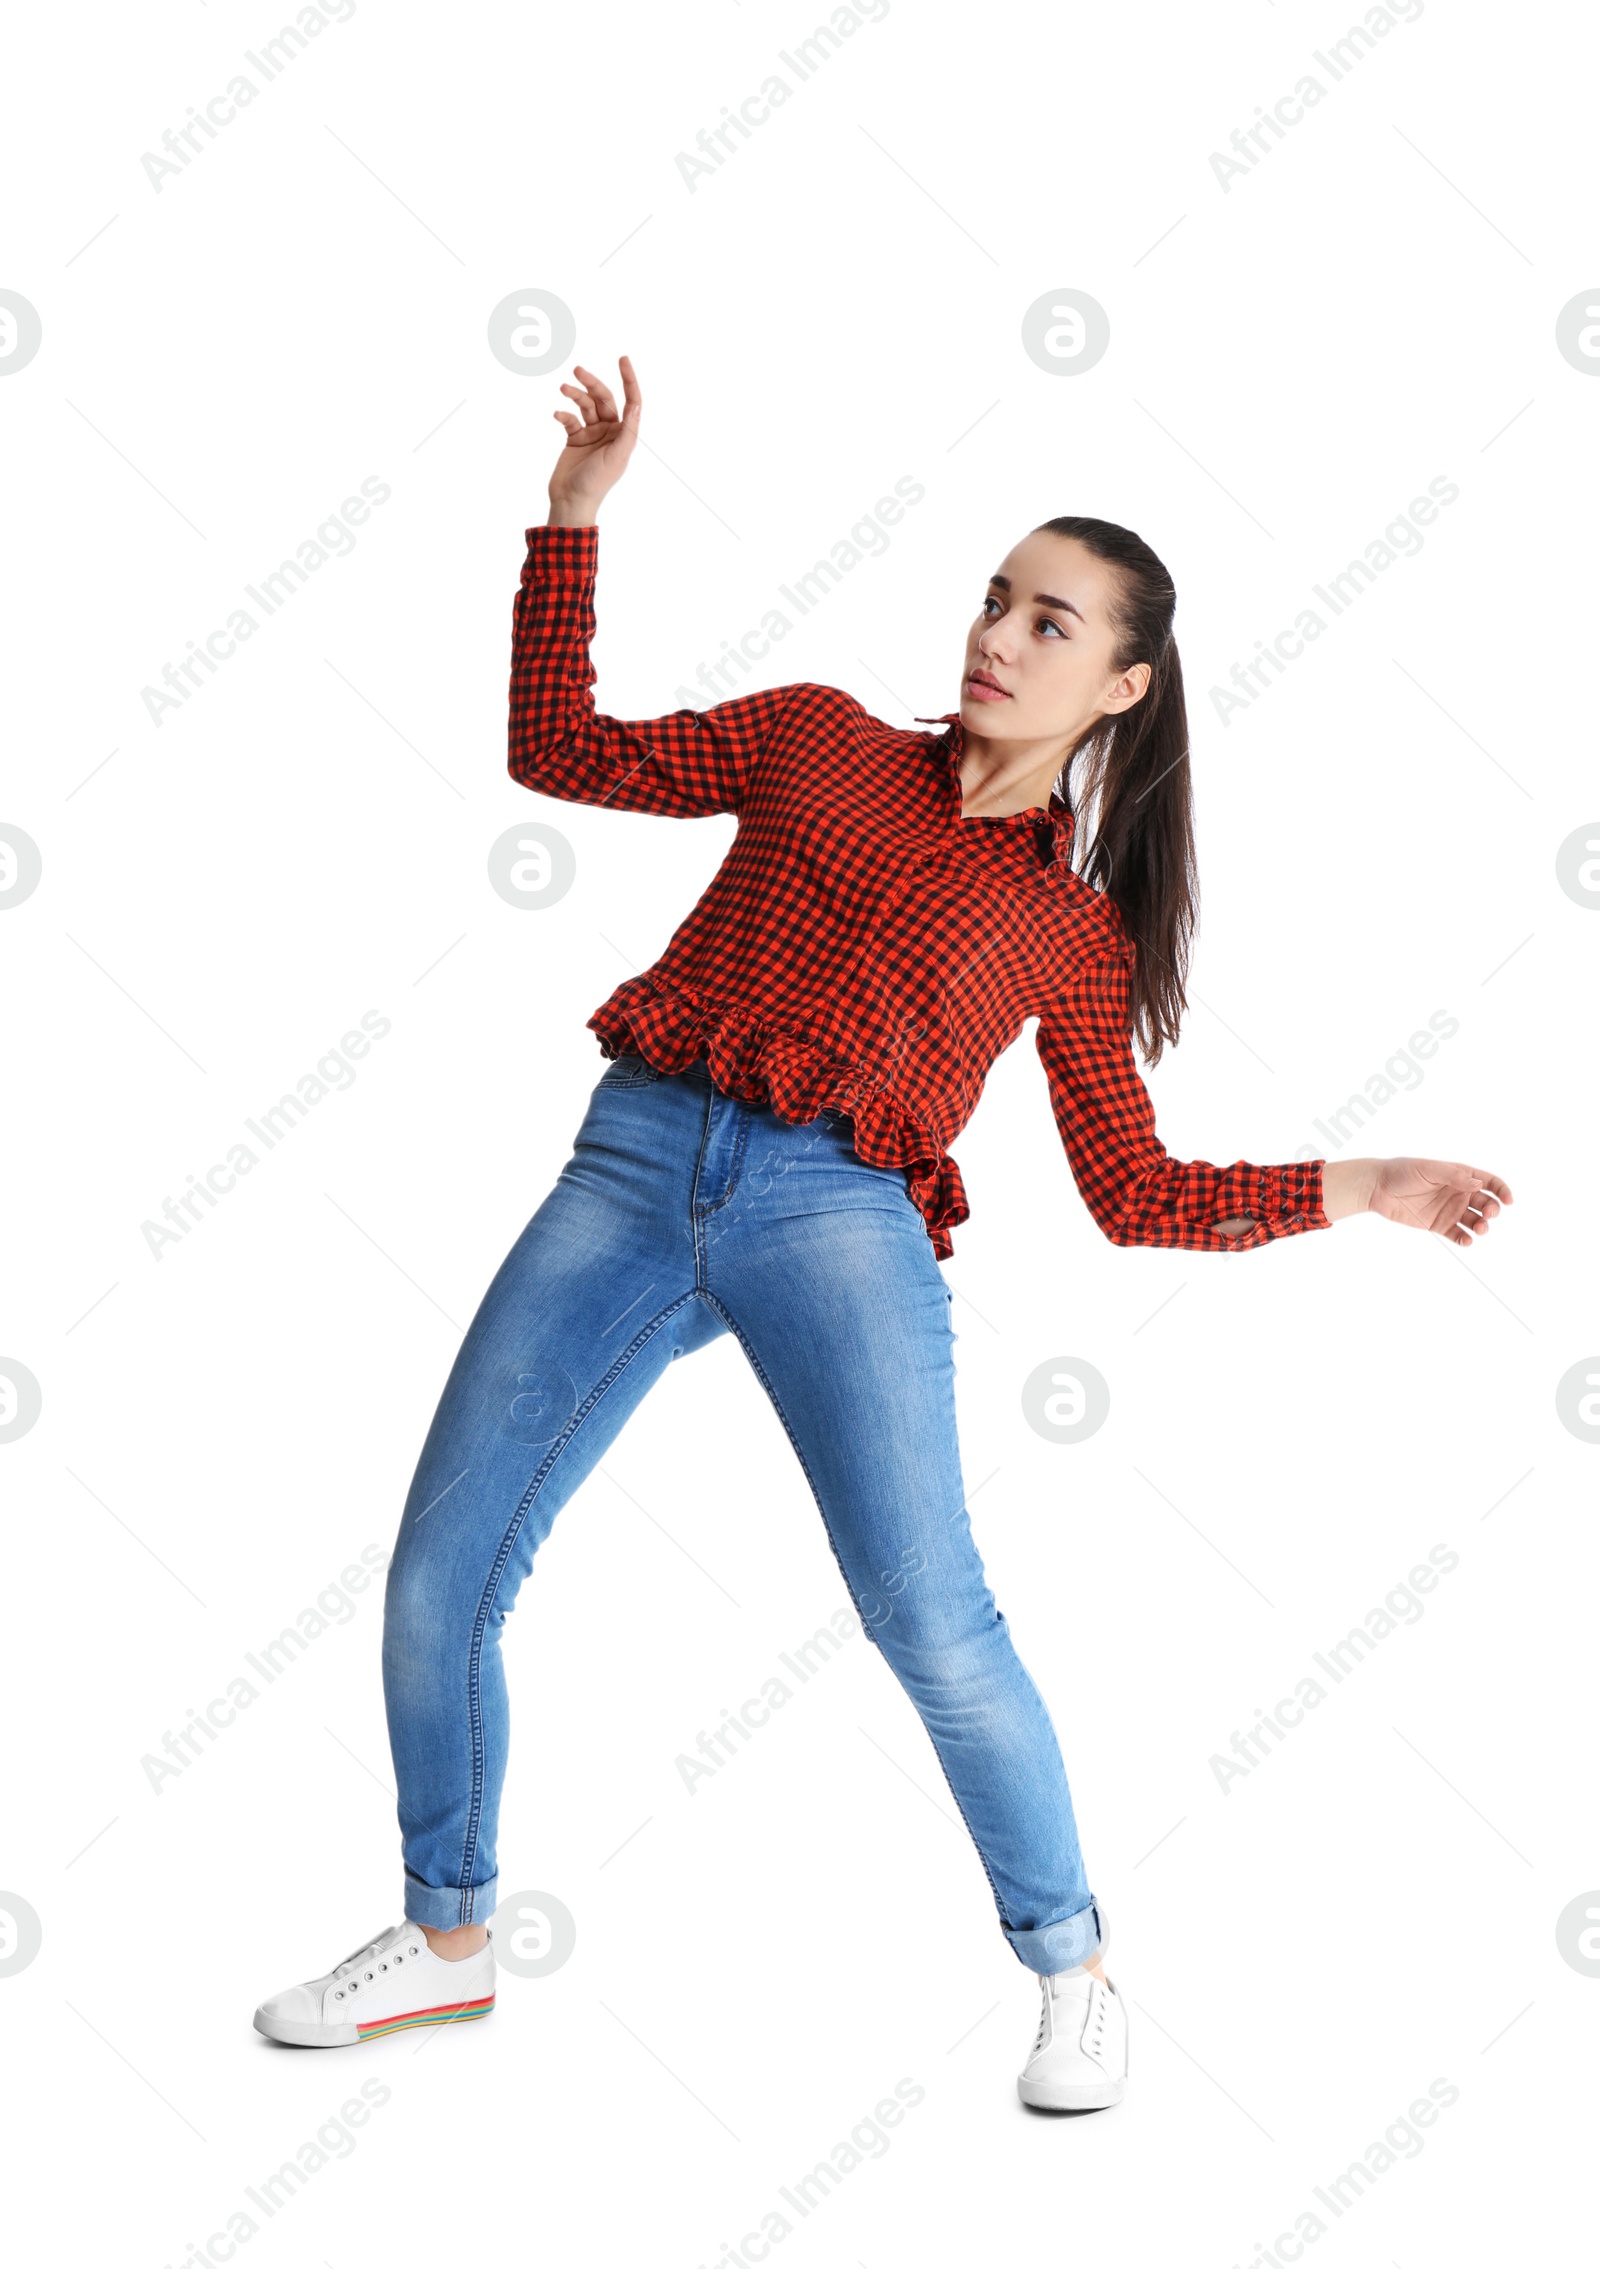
top-left (960, 532), bottom-right (1151, 748)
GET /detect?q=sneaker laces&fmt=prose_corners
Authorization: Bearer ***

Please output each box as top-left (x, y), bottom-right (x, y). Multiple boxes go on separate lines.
top-left (332, 1924), bottom-right (407, 1979)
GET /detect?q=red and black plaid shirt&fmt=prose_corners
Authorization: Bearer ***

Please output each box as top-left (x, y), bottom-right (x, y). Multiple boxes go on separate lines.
top-left (509, 523), bottom-right (1328, 1261)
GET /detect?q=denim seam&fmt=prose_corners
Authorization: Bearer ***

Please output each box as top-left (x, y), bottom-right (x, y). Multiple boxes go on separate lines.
top-left (922, 1752), bottom-right (1017, 1930)
top-left (698, 1291), bottom-right (885, 1654)
top-left (458, 1288), bottom-right (706, 1907)
top-left (701, 1292), bottom-right (1027, 1929)
top-left (691, 1101), bottom-right (752, 1219)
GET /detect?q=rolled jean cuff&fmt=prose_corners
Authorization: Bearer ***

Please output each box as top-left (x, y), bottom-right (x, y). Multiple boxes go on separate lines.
top-left (1001, 1896), bottom-right (1105, 1977)
top-left (403, 1869), bottom-right (498, 1931)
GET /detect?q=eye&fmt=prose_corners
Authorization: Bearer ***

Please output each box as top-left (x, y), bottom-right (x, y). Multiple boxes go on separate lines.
top-left (981, 594), bottom-right (1001, 618)
top-left (1038, 616), bottom-right (1067, 638)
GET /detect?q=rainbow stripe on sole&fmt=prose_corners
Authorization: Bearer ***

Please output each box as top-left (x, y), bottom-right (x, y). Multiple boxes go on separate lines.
top-left (356, 1993), bottom-right (495, 2041)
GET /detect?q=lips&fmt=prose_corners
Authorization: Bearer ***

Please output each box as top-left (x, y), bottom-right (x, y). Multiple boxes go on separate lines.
top-left (966, 669), bottom-right (1009, 702)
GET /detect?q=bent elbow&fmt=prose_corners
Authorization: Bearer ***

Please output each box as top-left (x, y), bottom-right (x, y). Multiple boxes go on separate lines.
top-left (507, 729), bottom-right (568, 792)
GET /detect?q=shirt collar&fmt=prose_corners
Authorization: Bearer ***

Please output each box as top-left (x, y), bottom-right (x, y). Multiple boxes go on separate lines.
top-left (913, 711), bottom-right (1077, 862)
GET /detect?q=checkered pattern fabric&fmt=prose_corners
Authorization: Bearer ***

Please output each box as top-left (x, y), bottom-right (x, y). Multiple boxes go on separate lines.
top-left (509, 523), bottom-right (1328, 1260)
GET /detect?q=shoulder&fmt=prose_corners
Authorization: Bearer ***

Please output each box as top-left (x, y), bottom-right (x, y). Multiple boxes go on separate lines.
top-left (765, 681), bottom-right (920, 728)
top-left (1056, 871), bottom-right (1134, 967)
top-left (754, 681), bottom-right (944, 753)
top-left (1090, 893), bottom-right (1134, 959)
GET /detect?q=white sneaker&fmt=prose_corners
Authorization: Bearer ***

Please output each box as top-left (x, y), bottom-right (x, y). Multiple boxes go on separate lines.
top-left (1017, 1963), bottom-right (1128, 2110)
top-left (253, 1921), bottom-right (496, 2048)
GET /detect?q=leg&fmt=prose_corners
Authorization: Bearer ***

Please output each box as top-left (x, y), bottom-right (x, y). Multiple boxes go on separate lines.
top-left (381, 1062), bottom-right (727, 1929)
top-left (700, 1098), bottom-right (1104, 1977)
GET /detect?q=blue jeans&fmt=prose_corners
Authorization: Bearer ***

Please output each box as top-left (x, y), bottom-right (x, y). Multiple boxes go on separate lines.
top-left (381, 1055), bottom-right (1104, 1976)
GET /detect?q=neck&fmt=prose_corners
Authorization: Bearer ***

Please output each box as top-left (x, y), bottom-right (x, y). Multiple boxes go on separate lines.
top-left (958, 725), bottom-right (1074, 819)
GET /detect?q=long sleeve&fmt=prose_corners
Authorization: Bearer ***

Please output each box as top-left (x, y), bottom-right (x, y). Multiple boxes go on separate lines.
top-left (508, 522), bottom-right (794, 816)
top-left (1035, 947), bottom-right (1329, 1252)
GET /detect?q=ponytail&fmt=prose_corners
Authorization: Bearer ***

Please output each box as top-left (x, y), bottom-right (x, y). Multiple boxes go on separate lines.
top-left (1033, 515), bottom-right (1196, 1065)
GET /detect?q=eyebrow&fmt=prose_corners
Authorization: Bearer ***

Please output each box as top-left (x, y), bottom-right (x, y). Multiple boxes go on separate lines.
top-left (987, 571), bottom-right (1084, 623)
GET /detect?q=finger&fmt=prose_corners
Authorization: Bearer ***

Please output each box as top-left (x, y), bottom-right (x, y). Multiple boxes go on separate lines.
top-left (574, 363), bottom-right (619, 422)
top-left (552, 410), bottom-right (581, 434)
top-left (1453, 1166), bottom-right (1512, 1204)
top-left (559, 381), bottom-right (600, 426)
top-left (619, 353), bottom-right (643, 425)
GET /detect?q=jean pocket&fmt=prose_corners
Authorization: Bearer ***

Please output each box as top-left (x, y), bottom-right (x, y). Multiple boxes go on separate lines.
top-left (599, 1054), bottom-right (663, 1088)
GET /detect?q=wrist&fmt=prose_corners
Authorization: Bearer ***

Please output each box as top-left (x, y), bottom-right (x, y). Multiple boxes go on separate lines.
top-left (546, 497), bottom-right (599, 526)
top-left (1321, 1157), bottom-right (1377, 1221)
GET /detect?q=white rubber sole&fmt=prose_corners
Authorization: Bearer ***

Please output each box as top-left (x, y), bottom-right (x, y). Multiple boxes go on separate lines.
top-left (254, 2011), bottom-right (362, 2047)
top-left (253, 1991), bottom-right (495, 2049)
top-left (1017, 2069), bottom-right (1126, 2111)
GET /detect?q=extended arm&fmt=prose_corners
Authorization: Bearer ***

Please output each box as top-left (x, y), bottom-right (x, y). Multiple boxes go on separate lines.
top-left (1035, 950), bottom-right (1512, 1251)
top-left (1034, 948), bottom-right (1328, 1251)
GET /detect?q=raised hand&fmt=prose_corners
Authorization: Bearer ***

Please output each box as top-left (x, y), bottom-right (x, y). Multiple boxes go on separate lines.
top-left (1342, 1156), bottom-right (1513, 1246)
top-left (547, 356), bottom-right (641, 526)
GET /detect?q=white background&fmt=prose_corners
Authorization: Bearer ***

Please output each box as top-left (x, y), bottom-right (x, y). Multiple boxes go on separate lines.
top-left (2, 0), bottom-right (1596, 2262)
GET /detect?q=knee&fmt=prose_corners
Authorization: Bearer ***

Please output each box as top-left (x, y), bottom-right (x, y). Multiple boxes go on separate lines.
top-left (869, 1593), bottom-right (1008, 1692)
top-left (381, 1555), bottom-right (446, 1660)
top-left (855, 1541), bottom-right (998, 1660)
top-left (853, 1542), bottom-right (952, 1649)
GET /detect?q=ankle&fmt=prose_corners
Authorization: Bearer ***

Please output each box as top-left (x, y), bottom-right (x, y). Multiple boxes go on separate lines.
top-left (420, 1921), bottom-right (489, 1961)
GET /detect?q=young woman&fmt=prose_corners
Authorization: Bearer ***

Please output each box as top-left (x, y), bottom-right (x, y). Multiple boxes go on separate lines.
top-left (254, 357), bottom-right (1510, 2109)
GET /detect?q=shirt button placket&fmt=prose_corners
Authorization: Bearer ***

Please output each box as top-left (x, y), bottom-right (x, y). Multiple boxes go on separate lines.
top-left (827, 841), bottom-right (943, 1009)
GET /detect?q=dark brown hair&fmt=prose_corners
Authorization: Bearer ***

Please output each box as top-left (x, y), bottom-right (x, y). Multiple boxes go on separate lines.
top-left (1032, 515), bottom-right (1196, 1066)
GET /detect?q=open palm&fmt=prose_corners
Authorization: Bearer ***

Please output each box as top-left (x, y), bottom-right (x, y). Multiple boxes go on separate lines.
top-left (1368, 1157), bottom-right (1512, 1246)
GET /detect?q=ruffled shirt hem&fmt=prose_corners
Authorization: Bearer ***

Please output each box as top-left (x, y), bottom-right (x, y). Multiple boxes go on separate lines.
top-left (587, 974), bottom-right (967, 1261)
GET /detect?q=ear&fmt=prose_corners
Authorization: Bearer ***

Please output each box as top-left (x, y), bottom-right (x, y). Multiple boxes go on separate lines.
top-left (1101, 659), bottom-right (1152, 717)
